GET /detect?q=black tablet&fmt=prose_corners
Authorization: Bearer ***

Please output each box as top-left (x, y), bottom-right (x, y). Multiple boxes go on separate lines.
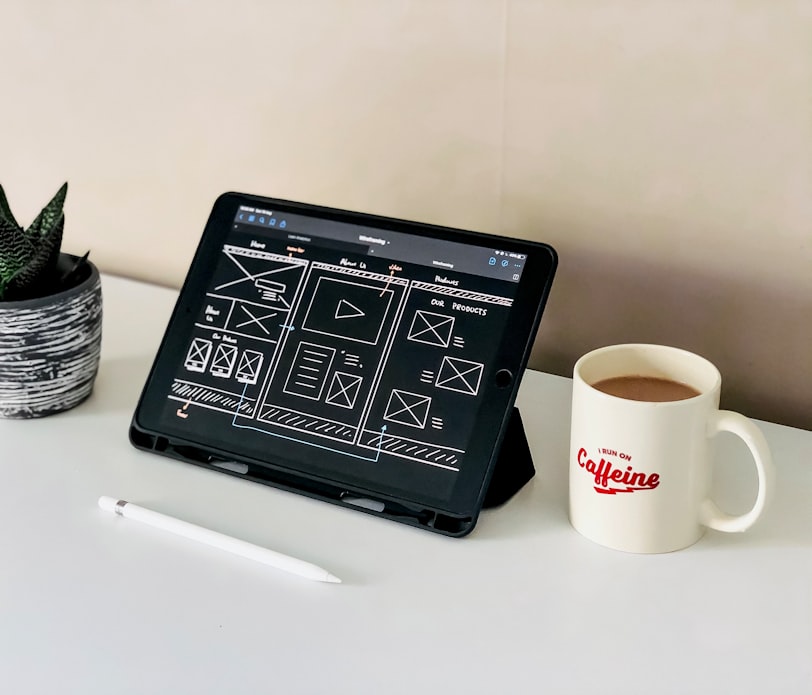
top-left (130, 193), bottom-right (556, 536)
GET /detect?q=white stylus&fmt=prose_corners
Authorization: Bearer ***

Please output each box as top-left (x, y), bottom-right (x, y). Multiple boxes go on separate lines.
top-left (98, 496), bottom-right (341, 584)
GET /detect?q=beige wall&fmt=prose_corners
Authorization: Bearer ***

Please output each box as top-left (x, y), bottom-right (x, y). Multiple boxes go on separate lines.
top-left (2, 1), bottom-right (810, 428)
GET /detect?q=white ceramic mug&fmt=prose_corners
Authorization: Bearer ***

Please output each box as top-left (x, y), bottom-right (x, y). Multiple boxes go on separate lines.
top-left (569, 344), bottom-right (773, 553)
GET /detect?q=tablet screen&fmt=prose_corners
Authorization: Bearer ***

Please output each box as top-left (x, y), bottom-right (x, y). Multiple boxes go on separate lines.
top-left (132, 193), bottom-right (556, 531)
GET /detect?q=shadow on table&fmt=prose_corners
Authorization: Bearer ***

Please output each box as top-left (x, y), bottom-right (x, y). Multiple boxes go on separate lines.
top-left (696, 482), bottom-right (812, 551)
top-left (82, 354), bottom-right (155, 416)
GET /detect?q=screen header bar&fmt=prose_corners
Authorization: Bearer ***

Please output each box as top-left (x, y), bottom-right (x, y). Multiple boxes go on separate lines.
top-left (234, 206), bottom-right (525, 283)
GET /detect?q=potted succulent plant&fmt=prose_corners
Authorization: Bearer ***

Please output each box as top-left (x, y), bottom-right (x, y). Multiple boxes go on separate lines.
top-left (0, 183), bottom-right (102, 418)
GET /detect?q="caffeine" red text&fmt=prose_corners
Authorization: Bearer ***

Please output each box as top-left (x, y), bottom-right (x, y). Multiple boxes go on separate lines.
top-left (577, 447), bottom-right (660, 494)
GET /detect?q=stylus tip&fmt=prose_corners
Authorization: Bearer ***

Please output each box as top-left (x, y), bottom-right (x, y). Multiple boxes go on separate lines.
top-left (324, 573), bottom-right (342, 584)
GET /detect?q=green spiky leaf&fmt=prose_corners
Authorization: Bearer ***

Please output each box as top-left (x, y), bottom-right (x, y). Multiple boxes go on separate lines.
top-left (0, 216), bottom-right (33, 283)
top-left (4, 215), bottom-right (64, 300)
top-left (0, 218), bottom-right (25, 297)
top-left (27, 182), bottom-right (67, 240)
top-left (0, 184), bottom-right (22, 231)
top-left (0, 183), bottom-right (69, 301)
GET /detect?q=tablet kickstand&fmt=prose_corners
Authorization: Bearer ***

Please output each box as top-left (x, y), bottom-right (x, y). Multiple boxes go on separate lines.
top-left (482, 407), bottom-right (535, 509)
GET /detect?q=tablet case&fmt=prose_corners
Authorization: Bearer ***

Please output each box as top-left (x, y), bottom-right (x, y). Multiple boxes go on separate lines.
top-left (131, 405), bottom-right (534, 535)
top-left (130, 193), bottom-right (554, 536)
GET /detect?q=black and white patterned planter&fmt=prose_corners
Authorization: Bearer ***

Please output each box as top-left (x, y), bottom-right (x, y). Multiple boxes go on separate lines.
top-left (0, 255), bottom-right (102, 418)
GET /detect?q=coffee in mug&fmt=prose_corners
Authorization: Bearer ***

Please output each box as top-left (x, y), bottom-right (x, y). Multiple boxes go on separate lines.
top-left (569, 344), bottom-right (773, 553)
top-left (591, 375), bottom-right (700, 402)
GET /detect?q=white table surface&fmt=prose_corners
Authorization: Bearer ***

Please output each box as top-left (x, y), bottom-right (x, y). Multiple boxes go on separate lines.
top-left (1, 274), bottom-right (810, 695)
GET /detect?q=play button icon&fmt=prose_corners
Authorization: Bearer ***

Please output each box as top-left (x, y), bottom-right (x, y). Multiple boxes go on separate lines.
top-left (334, 299), bottom-right (365, 320)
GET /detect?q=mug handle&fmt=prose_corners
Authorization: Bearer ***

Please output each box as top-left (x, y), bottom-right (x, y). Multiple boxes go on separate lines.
top-left (700, 410), bottom-right (774, 532)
